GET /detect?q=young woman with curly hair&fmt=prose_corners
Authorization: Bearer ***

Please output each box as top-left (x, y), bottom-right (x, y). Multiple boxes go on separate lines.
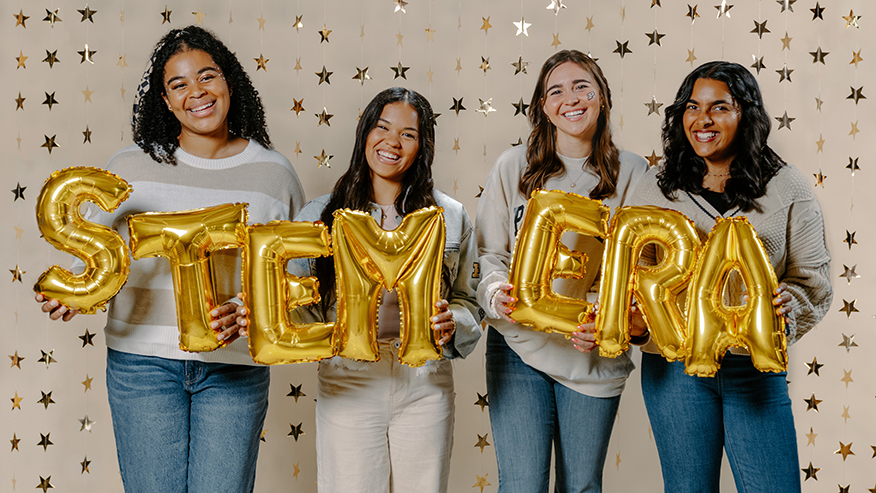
top-left (476, 50), bottom-right (648, 492)
top-left (36, 26), bottom-right (304, 492)
top-left (633, 61), bottom-right (832, 492)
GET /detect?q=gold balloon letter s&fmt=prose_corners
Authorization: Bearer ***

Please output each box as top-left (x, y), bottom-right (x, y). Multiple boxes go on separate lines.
top-left (34, 167), bottom-right (133, 315)
top-left (127, 203), bottom-right (248, 352)
top-left (333, 207), bottom-right (446, 367)
top-left (508, 190), bottom-right (608, 335)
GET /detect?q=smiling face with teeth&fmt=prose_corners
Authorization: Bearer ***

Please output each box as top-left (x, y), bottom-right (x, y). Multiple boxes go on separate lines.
top-left (365, 101), bottom-right (421, 203)
top-left (162, 49), bottom-right (232, 145)
top-left (683, 78), bottom-right (741, 171)
top-left (541, 61), bottom-right (602, 158)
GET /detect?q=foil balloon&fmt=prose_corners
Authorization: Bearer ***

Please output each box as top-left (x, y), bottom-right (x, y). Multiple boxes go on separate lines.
top-left (243, 220), bottom-right (335, 365)
top-left (596, 206), bottom-right (701, 360)
top-left (34, 167), bottom-right (133, 315)
top-left (685, 216), bottom-right (786, 377)
top-left (127, 203), bottom-right (248, 352)
top-left (507, 190), bottom-right (608, 335)
top-left (333, 207), bottom-right (445, 367)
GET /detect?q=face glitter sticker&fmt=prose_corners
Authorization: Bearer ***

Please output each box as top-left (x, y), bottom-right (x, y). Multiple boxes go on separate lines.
top-left (587, 91), bottom-right (596, 100)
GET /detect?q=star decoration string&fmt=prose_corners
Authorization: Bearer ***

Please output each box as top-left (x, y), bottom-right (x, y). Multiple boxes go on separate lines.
top-left (481, 17), bottom-right (492, 34)
top-left (475, 99), bottom-right (496, 117)
top-left (80, 457), bottom-right (91, 474)
top-left (450, 98), bottom-right (465, 115)
top-left (292, 99), bottom-right (305, 116)
top-left (79, 414), bottom-right (95, 432)
top-left (850, 49), bottom-right (863, 67)
top-left (474, 433), bottom-right (491, 452)
top-left (288, 422), bottom-right (304, 441)
top-left (686, 5), bottom-right (700, 23)
top-left (838, 333), bottom-right (858, 352)
top-left (512, 56), bottom-right (529, 75)
top-left (43, 50), bottom-right (60, 69)
top-left (810, 47), bottom-right (829, 64)
top-left (804, 393), bottom-right (822, 412)
top-left (192, 7), bottom-right (206, 25)
top-left (479, 57), bottom-right (491, 75)
top-left (391, 62), bottom-right (410, 80)
top-left (287, 384), bottom-right (306, 402)
top-left (513, 17), bottom-right (531, 36)
top-left (805, 427), bottom-right (817, 446)
top-left (36, 476), bottom-right (53, 492)
top-left (315, 66), bottom-right (332, 85)
top-left (78, 44), bottom-right (96, 64)
top-left (37, 391), bottom-right (56, 410)
top-left (839, 265), bottom-right (860, 284)
top-left (253, 54), bottom-right (269, 71)
top-left (842, 10), bottom-right (861, 29)
top-left (11, 391), bottom-right (23, 410)
top-left (547, 0), bottom-right (567, 15)
top-left (37, 349), bottom-right (57, 367)
top-left (43, 8), bottom-right (61, 27)
top-left (319, 25), bottom-right (332, 43)
top-left (846, 157), bottom-right (860, 175)
top-left (11, 433), bottom-right (20, 451)
top-left (647, 151), bottom-right (661, 167)
top-left (776, 65), bottom-right (793, 82)
top-left (776, 0), bottom-right (795, 12)
top-left (10, 265), bottom-right (24, 283)
top-left (316, 108), bottom-right (333, 127)
top-left (37, 433), bottom-right (53, 451)
top-left (751, 56), bottom-right (766, 74)
top-left (11, 183), bottom-right (25, 201)
top-left (78, 6), bottom-right (97, 23)
top-left (751, 20), bottom-right (770, 38)
top-left (843, 230), bottom-right (857, 249)
top-left (715, 2), bottom-right (733, 18)
top-left (16, 50), bottom-right (27, 69)
top-left (473, 474), bottom-right (491, 493)
top-left (352, 67), bottom-right (371, 85)
top-left (775, 111), bottom-right (795, 130)
top-left (9, 351), bottom-right (24, 369)
top-left (801, 462), bottom-right (819, 481)
top-left (474, 392), bottom-right (489, 411)
top-left (613, 41), bottom-right (632, 58)
top-left (83, 126), bottom-right (92, 144)
top-left (13, 9), bottom-right (29, 27)
top-left (314, 150), bottom-right (332, 168)
top-left (841, 369), bottom-right (853, 387)
top-left (847, 86), bottom-right (866, 104)
top-left (161, 6), bottom-right (172, 24)
top-left (646, 29), bottom-right (666, 46)
top-left (645, 97), bottom-right (664, 115)
top-left (805, 357), bottom-right (824, 375)
top-left (393, 0), bottom-right (409, 13)
top-left (42, 92), bottom-right (59, 111)
top-left (838, 299), bottom-right (858, 318)
top-left (81, 375), bottom-right (93, 392)
top-left (79, 329), bottom-right (96, 347)
top-left (512, 98), bottom-right (529, 117)
top-left (42, 135), bottom-right (59, 154)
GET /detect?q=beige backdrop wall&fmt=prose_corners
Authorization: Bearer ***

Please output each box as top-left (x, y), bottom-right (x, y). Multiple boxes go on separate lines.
top-left (2, 0), bottom-right (872, 491)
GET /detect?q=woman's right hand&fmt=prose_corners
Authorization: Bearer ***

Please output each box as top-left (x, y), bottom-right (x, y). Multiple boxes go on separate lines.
top-left (491, 283), bottom-right (516, 323)
top-left (35, 293), bottom-right (79, 322)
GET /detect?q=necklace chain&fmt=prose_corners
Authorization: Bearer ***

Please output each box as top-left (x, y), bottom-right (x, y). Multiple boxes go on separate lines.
top-left (706, 172), bottom-right (731, 177)
top-left (568, 167), bottom-right (588, 188)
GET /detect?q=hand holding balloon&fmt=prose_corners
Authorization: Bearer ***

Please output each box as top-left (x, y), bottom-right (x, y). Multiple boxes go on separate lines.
top-left (209, 293), bottom-right (247, 343)
top-left (490, 282), bottom-right (516, 323)
top-left (34, 294), bottom-right (79, 322)
top-left (431, 300), bottom-right (455, 346)
top-left (743, 282), bottom-right (791, 320)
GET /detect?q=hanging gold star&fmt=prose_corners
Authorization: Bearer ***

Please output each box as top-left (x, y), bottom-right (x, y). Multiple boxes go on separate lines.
top-left (37, 349), bottom-right (57, 367)
top-left (82, 126), bottom-right (92, 144)
top-left (776, 65), bottom-right (793, 82)
top-left (36, 475), bottom-right (53, 492)
top-left (613, 41), bottom-right (632, 58)
top-left (841, 405), bottom-right (851, 423)
top-left (294, 58), bottom-right (302, 72)
top-left (253, 54), bottom-right (269, 71)
top-left (82, 374), bottom-right (93, 392)
top-left (289, 14), bottom-right (302, 31)
top-left (652, 0), bottom-right (662, 6)
top-left (838, 333), bottom-right (858, 352)
top-left (585, 16), bottom-right (595, 31)
top-left (780, 32), bottom-right (792, 50)
top-left (512, 97), bottom-right (529, 117)
top-left (426, 67), bottom-right (434, 83)
top-left (81, 85), bottom-right (95, 103)
top-left (43, 50), bottom-right (60, 68)
top-left (292, 461), bottom-right (300, 478)
top-left (472, 474), bottom-right (491, 493)
top-left (810, 47), bottom-right (829, 64)
top-left (646, 29), bottom-right (666, 46)
top-left (645, 97), bottom-right (664, 115)
top-left (811, 170), bottom-right (825, 186)
top-left (161, 6), bottom-right (172, 24)
top-left (804, 393), bottom-right (822, 412)
top-left (315, 66), bottom-right (332, 84)
top-left (117, 54), bottom-right (128, 68)
top-left (316, 108), bottom-right (333, 127)
top-left (686, 48), bottom-right (697, 66)
top-left (287, 383), bottom-right (306, 402)
top-left (847, 157), bottom-right (860, 175)
top-left (814, 134), bottom-right (824, 152)
top-left (474, 392), bottom-right (488, 411)
top-left (394, 0), bottom-right (409, 13)
top-left (751, 20), bottom-right (770, 38)
top-left (424, 25), bottom-right (435, 40)
top-left (78, 5), bottom-right (97, 22)
top-left (9, 351), bottom-right (24, 369)
top-left (79, 414), bottom-right (95, 432)
top-left (288, 422), bottom-right (304, 441)
top-left (646, 150), bottom-right (661, 167)
top-left (80, 457), bottom-right (91, 474)
top-left (775, 111), bottom-right (794, 130)
top-left (474, 433), bottom-right (491, 452)
top-left (78, 328), bottom-right (96, 347)
top-left (256, 13), bottom-right (267, 31)
top-left (513, 17), bottom-right (531, 36)
top-left (616, 453), bottom-right (622, 469)
top-left (315, 150), bottom-right (332, 168)
top-left (479, 56), bottom-right (491, 74)
top-left (319, 24), bottom-right (332, 43)
top-left (11, 392), bottom-right (22, 410)
top-left (481, 16), bottom-right (492, 34)
top-left (37, 433), bottom-right (53, 451)
top-left (810, 2), bottom-right (825, 20)
top-left (551, 32), bottom-right (562, 48)
top-left (847, 86), bottom-right (866, 104)
top-left (512, 56), bottom-right (530, 75)
top-left (14, 224), bottom-right (24, 240)
top-left (805, 427), bottom-right (817, 446)
top-left (395, 32), bottom-right (404, 46)
top-left (776, 0), bottom-right (795, 12)
top-left (750, 55), bottom-right (766, 74)
top-left (839, 264), bottom-right (859, 284)
top-left (11, 433), bottom-right (20, 451)
top-left (42, 92), bottom-right (59, 110)
top-left (841, 369), bottom-right (853, 387)
top-left (843, 10), bottom-right (861, 28)
top-left (850, 49), bottom-right (863, 67)
top-left (11, 183), bottom-right (25, 201)
top-left (16, 50), bottom-right (27, 69)
top-left (450, 97), bottom-right (466, 115)
top-left (547, 0), bottom-right (567, 15)
top-left (715, 2), bottom-right (733, 18)
top-left (43, 8), bottom-right (61, 27)
top-left (10, 265), bottom-right (24, 283)
top-left (42, 135), bottom-right (59, 154)
top-left (294, 142), bottom-right (301, 155)
top-left (619, 7), bottom-right (626, 20)
top-left (453, 138), bottom-right (460, 152)
top-left (455, 58), bottom-right (463, 72)
top-left (476, 185), bottom-right (484, 198)
top-left (14, 92), bottom-right (25, 110)
top-left (291, 98), bottom-right (304, 116)
top-left (849, 121), bottom-right (860, 139)
top-left (391, 62), bottom-right (410, 80)
top-left (686, 4), bottom-right (700, 23)
top-left (13, 9), bottom-right (29, 28)
top-left (805, 356), bottom-right (823, 376)
top-left (349, 66), bottom-right (372, 86)
top-left (843, 230), bottom-right (857, 249)
top-left (801, 462), bottom-right (819, 481)
top-left (476, 99), bottom-right (496, 118)
top-left (192, 7), bottom-right (206, 25)
top-left (78, 44), bottom-right (96, 64)
top-left (453, 178), bottom-right (459, 195)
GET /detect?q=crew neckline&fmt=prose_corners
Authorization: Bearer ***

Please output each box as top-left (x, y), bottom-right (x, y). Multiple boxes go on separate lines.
top-left (174, 139), bottom-right (258, 169)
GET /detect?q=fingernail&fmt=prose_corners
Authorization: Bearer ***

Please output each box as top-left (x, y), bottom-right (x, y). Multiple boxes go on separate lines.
top-left (240, 308), bottom-right (247, 315)
top-left (431, 317), bottom-right (438, 322)
top-left (49, 300), bottom-right (58, 307)
top-left (210, 321), bottom-right (219, 329)
top-left (217, 333), bottom-right (225, 341)
top-left (211, 310), bottom-right (219, 316)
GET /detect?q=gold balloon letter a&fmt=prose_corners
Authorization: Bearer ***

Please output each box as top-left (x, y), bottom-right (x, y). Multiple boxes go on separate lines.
top-left (244, 221), bottom-right (335, 365)
top-left (685, 217), bottom-right (786, 377)
top-left (596, 206), bottom-right (701, 359)
top-left (127, 203), bottom-right (249, 352)
top-left (332, 207), bottom-right (446, 367)
top-left (508, 190), bottom-right (608, 335)
top-left (34, 167), bottom-right (133, 315)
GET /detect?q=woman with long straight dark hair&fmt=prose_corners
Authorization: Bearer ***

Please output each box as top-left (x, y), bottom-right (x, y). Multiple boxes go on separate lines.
top-left (476, 50), bottom-right (648, 492)
top-left (634, 61), bottom-right (832, 492)
top-left (288, 87), bottom-right (481, 493)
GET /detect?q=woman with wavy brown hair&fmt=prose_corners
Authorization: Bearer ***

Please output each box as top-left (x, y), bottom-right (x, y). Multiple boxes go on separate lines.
top-left (475, 50), bottom-right (648, 492)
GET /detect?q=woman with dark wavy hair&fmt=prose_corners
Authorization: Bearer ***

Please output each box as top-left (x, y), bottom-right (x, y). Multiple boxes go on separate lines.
top-left (36, 26), bottom-right (304, 492)
top-left (634, 61), bottom-right (832, 492)
top-left (476, 50), bottom-right (648, 491)
top-left (288, 87), bottom-right (481, 493)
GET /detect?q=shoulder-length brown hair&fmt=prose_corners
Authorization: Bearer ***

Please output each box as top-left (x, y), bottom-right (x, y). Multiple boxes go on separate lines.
top-left (519, 50), bottom-right (620, 200)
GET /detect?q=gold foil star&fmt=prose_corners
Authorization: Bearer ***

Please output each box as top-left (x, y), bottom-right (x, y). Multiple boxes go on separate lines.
top-left (474, 392), bottom-right (489, 411)
top-left (11, 183), bottom-right (25, 201)
top-left (37, 349), bottom-right (57, 367)
top-left (14, 224), bottom-right (24, 240)
top-left (293, 461), bottom-right (300, 478)
top-left (646, 151), bottom-right (661, 167)
top-left (453, 138), bottom-right (460, 152)
top-left (775, 111), bottom-right (794, 130)
top-left (288, 422), bottom-right (304, 441)
top-left (37, 433), bottom-right (53, 451)
top-left (646, 29), bottom-right (666, 46)
top-left (841, 405), bottom-right (851, 423)
top-left (82, 126), bottom-right (92, 144)
top-left (780, 32), bottom-right (792, 50)
top-left (804, 393), bottom-right (822, 412)
top-left (316, 108), bottom-right (333, 127)
top-left (805, 356), bottom-right (824, 375)
top-left (351, 66), bottom-right (372, 86)
top-left (79, 329), bottom-right (96, 347)
top-left (776, 0), bottom-right (795, 12)
top-left (293, 15), bottom-right (303, 30)
top-left (839, 300), bottom-right (858, 317)
top-left (37, 391), bottom-right (56, 410)
top-left (838, 333), bottom-right (858, 351)
top-left (10, 265), bottom-right (24, 283)
top-left (473, 474), bottom-right (491, 493)
top-left (315, 66), bottom-right (332, 84)
top-left (294, 142), bottom-right (301, 155)
top-left (750, 55), bottom-right (765, 74)
top-left (82, 374), bottom-right (93, 392)
top-left (287, 383), bottom-right (306, 402)
top-left (319, 24), bottom-right (332, 43)
top-left (82, 85), bottom-right (94, 103)
top-left (645, 97), bottom-right (663, 115)
top-left (843, 230), bottom-right (857, 249)
top-left (391, 62), bottom-right (410, 80)
top-left (686, 4), bottom-right (700, 23)
top-left (841, 369), bottom-right (853, 387)
top-left (161, 6), bottom-right (172, 24)
top-left (395, 32), bottom-right (404, 46)
top-left (843, 10), bottom-right (860, 28)
top-left (81, 457), bottom-right (91, 474)
top-left (815, 134), bottom-right (824, 152)
top-left (117, 54), bottom-right (128, 68)
top-left (13, 9), bottom-right (29, 28)
top-left (292, 98), bottom-right (304, 115)
top-left (810, 47), bottom-right (829, 64)
top-left (192, 7), bottom-right (206, 25)
top-left (847, 86), bottom-right (866, 104)
top-left (36, 475), bottom-right (53, 492)
top-left (11, 433), bottom-right (20, 451)
top-left (586, 16), bottom-right (595, 30)
top-left (801, 462), bottom-right (819, 481)
top-left (613, 41), bottom-right (632, 58)
top-left (513, 17), bottom-right (531, 36)
top-left (43, 8), bottom-right (61, 27)
top-left (839, 265), bottom-right (859, 284)
top-left (810, 2), bottom-right (825, 20)
top-left (686, 48), bottom-right (697, 66)
top-left (551, 32), bottom-right (562, 48)
top-left (751, 20), bottom-right (770, 38)
top-left (512, 97), bottom-right (529, 117)
top-left (479, 56), bottom-right (491, 74)
top-left (847, 157), bottom-right (860, 175)
top-left (426, 67), bottom-right (434, 83)
top-left (481, 16), bottom-right (492, 34)
top-left (294, 58), bottom-right (302, 71)
top-left (805, 427), bottom-right (817, 446)
top-left (652, 0), bottom-right (662, 6)
top-left (776, 65), bottom-right (793, 82)
top-left (16, 50), bottom-right (27, 69)
top-left (42, 135), bottom-right (59, 154)
top-left (455, 58), bottom-right (462, 72)
top-left (78, 44), bottom-right (96, 64)
top-left (78, 5), bottom-right (97, 22)
top-left (424, 25), bottom-right (435, 40)
top-left (394, 0), bottom-right (409, 13)
top-left (850, 49), bottom-right (863, 67)
top-left (315, 150), bottom-right (332, 168)
top-left (9, 351), bottom-right (24, 369)
top-left (547, 0), bottom-right (567, 15)
top-left (715, 2), bottom-right (733, 18)
top-left (257, 14), bottom-right (267, 31)
top-left (15, 92), bottom-right (25, 110)
top-left (849, 121), bottom-right (860, 139)
top-left (476, 185), bottom-right (484, 198)
top-left (512, 56), bottom-right (530, 75)
top-left (79, 414), bottom-right (95, 432)
top-left (254, 54), bottom-right (269, 71)
top-left (11, 391), bottom-right (22, 410)
top-left (43, 50), bottom-right (59, 68)
top-left (476, 98), bottom-right (496, 117)
top-left (474, 433), bottom-right (491, 452)
top-left (450, 97), bottom-right (465, 115)
top-left (42, 92), bottom-right (59, 110)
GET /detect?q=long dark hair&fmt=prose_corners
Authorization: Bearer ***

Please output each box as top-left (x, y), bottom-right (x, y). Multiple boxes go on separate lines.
top-left (132, 25), bottom-right (271, 164)
top-left (658, 61), bottom-right (784, 212)
top-left (316, 87), bottom-right (437, 316)
top-left (520, 50), bottom-right (620, 200)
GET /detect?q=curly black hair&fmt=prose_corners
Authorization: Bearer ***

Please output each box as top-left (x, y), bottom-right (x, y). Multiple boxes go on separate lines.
top-left (315, 87), bottom-right (437, 317)
top-left (132, 25), bottom-right (271, 164)
top-left (658, 61), bottom-right (785, 212)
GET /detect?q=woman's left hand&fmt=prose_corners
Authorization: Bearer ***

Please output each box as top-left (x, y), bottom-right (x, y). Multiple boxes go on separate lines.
top-left (431, 299), bottom-right (455, 346)
top-left (210, 292), bottom-right (248, 344)
top-left (773, 282), bottom-right (792, 320)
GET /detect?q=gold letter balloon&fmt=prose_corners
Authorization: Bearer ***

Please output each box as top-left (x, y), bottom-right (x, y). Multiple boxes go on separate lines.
top-left (243, 221), bottom-right (335, 365)
top-left (332, 207), bottom-right (446, 367)
top-left (507, 190), bottom-right (608, 335)
top-left (685, 217), bottom-right (786, 377)
top-left (127, 203), bottom-right (249, 352)
top-left (34, 167), bottom-right (133, 314)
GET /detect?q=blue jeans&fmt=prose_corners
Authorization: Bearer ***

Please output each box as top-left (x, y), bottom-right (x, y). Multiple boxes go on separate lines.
top-left (485, 328), bottom-right (620, 493)
top-left (641, 352), bottom-right (800, 493)
top-left (106, 348), bottom-right (269, 493)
